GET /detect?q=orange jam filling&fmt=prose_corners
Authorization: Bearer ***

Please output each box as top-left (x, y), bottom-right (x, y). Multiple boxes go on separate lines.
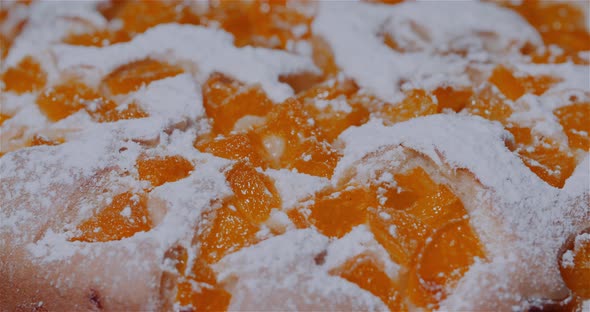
top-left (1, 56), bottom-right (47, 94)
top-left (136, 155), bottom-right (194, 188)
top-left (71, 192), bottom-right (151, 242)
top-left (102, 59), bottom-right (184, 95)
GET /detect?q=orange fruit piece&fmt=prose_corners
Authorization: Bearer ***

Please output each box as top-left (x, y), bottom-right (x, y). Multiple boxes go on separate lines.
top-left (409, 219), bottom-right (485, 307)
top-left (464, 85), bottom-right (513, 123)
top-left (379, 167), bottom-right (438, 210)
top-left (406, 185), bottom-right (467, 231)
top-left (330, 254), bottom-right (405, 311)
top-left (518, 140), bottom-right (576, 188)
top-left (202, 74), bottom-right (274, 135)
top-left (257, 98), bottom-right (340, 178)
top-left (115, 0), bottom-right (200, 36)
top-left (381, 89), bottom-right (437, 125)
top-left (298, 81), bottom-right (370, 142)
top-left (225, 161), bottom-right (280, 224)
top-left (198, 205), bottom-right (258, 263)
top-left (63, 29), bottom-right (130, 47)
top-left (71, 192), bottom-right (151, 242)
top-left (554, 103), bottom-right (590, 150)
top-left (136, 155), bottom-right (194, 188)
top-left (196, 133), bottom-right (268, 168)
top-left (369, 208), bottom-right (429, 266)
top-left (176, 280), bottom-right (231, 312)
top-left (433, 86), bottom-right (473, 113)
top-left (1, 56), bottom-right (47, 94)
top-left (0, 113), bottom-right (10, 126)
top-left (559, 231), bottom-right (590, 299)
top-left (309, 186), bottom-right (377, 238)
top-left (102, 59), bottom-right (184, 95)
top-left (91, 101), bottom-right (149, 123)
top-left (37, 80), bottom-right (108, 122)
top-left (489, 66), bottom-right (526, 101)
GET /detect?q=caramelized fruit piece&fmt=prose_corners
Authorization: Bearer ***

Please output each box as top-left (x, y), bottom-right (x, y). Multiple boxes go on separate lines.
top-left (406, 185), bottom-right (466, 230)
top-left (559, 231), bottom-right (590, 299)
top-left (37, 80), bottom-right (110, 122)
top-left (71, 192), bottom-right (151, 242)
top-left (63, 29), bottom-right (129, 47)
top-left (309, 186), bottom-right (377, 238)
top-left (1, 56), bottom-right (47, 94)
top-left (298, 80), bottom-right (370, 141)
top-left (258, 99), bottom-right (340, 178)
top-left (554, 103), bottom-right (590, 150)
top-left (409, 219), bottom-right (485, 307)
top-left (379, 167), bottom-right (438, 210)
top-left (381, 89), bottom-right (437, 124)
top-left (518, 140), bottom-right (576, 188)
top-left (102, 59), bottom-right (184, 95)
top-left (136, 155), bottom-right (194, 188)
top-left (91, 101), bottom-right (149, 123)
top-left (202, 74), bottom-right (274, 135)
top-left (225, 161), bottom-right (280, 224)
top-left (198, 205), bottom-right (258, 263)
top-left (196, 133), bottom-right (268, 168)
top-left (433, 86), bottom-right (473, 113)
top-left (330, 254), bottom-right (405, 311)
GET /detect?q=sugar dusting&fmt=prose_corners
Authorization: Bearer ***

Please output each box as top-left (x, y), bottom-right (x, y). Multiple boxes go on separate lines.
top-left (1, 0), bottom-right (589, 311)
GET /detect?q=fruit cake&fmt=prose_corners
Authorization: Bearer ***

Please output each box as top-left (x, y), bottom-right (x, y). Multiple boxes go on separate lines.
top-left (0, 0), bottom-right (589, 311)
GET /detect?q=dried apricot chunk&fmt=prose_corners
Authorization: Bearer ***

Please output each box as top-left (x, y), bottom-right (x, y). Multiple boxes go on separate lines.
top-left (91, 101), bottom-right (149, 123)
top-left (409, 219), bottom-right (485, 307)
top-left (225, 161), bottom-right (280, 224)
top-left (37, 80), bottom-right (109, 122)
top-left (28, 134), bottom-right (64, 147)
top-left (202, 74), bottom-right (273, 135)
top-left (1, 56), bottom-right (47, 94)
top-left (309, 186), bottom-right (377, 238)
top-left (71, 192), bottom-right (151, 242)
top-left (554, 103), bottom-right (590, 150)
top-left (115, 0), bottom-right (200, 36)
top-left (136, 155), bottom-right (194, 188)
top-left (464, 85), bottom-right (513, 123)
top-left (518, 140), bottom-right (576, 188)
top-left (102, 59), bottom-right (184, 95)
top-left (0, 113), bottom-right (10, 126)
top-left (381, 90), bottom-right (437, 125)
top-left (330, 254), bottom-right (405, 311)
top-left (433, 86), bottom-right (473, 113)
top-left (196, 133), bottom-right (268, 168)
top-left (198, 205), bottom-right (258, 263)
top-left (489, 66), bottom-right (526, 101)
top-left (559, 231), bottom-right (590, 299)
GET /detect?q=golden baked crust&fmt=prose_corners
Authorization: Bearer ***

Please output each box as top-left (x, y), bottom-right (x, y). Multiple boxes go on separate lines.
top-left (0, 1), bottom-right (589, 311)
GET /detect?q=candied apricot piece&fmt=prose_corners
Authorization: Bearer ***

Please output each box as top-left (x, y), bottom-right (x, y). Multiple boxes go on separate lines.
top-left (409, 219), bottom-right (485, 307)
top-left (379, 167), bottom-right (438, 210)
top-left (559, 231), bottom-right (590, 299)
top-left (196, 133), bottom-right (268, 168)
top-left (309, 187), bottom-right (377, 238)
top-left (287, 208), bottom-right (310, 229)
top-left (1, 56), bottom-right (47, 94)
top-left (554, 104), bottom-right (590, 150)
top-left (258, 99), bottom-right (340, 178)
top-left (102, 59), bottom-right (184, 95)
top-left (464, 85), bottom-right (513, 123)
top-left (369, 208), bottom-right (429, 266)
top-left (489, 66), bottom-right (525, 101)
top-left (176, 280), bottom-right (231, 312)
top-left (0, 113), bottom-right (10, 126)
top-left (381, 89), bottom-right (437, 125)
top-left (225, 161), bottom-right (280, 224)
top-left (115, 0), bottom-right (200, 36)
top-left (136, 155), bottom-right (194, 188)
top-left (164, 245), bottom-right (189, 275)
top-left (198, 205), bottom-right (258, 263)
top-left (91, 101), bottom-right (149, 123)
top-left (63, 29), bottom-right (129, 47)
top-left (37, 80), bottom-right (109, 122)
top-left (406, 186), bottom-right (466, 231)
top-left (330, 254), bottom-right (405, 311)
top-left (202, 74), bottom-right (274, 135)
top-left (433, 86), bottom-right (473, 113)
top-left (71, 192), bottom-right (151, 242)
top-left (518, 141), bottom-right (576, 188)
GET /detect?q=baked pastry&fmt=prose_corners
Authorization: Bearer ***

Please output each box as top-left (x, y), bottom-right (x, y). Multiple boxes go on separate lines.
top-left (0, 0), bottom-right (588, 311)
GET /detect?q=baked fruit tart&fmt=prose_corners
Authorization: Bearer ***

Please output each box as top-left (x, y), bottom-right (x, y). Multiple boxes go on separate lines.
top-left (0, 0), bottom-right (589, 311)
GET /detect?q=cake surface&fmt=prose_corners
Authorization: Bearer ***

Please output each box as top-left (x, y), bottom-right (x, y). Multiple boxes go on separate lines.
top-left (0, 1), bottom-right (589, 311)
